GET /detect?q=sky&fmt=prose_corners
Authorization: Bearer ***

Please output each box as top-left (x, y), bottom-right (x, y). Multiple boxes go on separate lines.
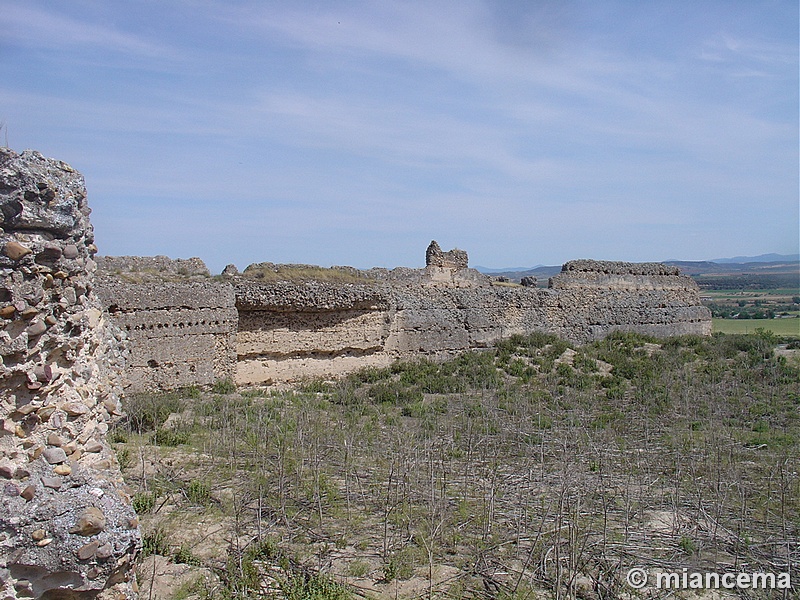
top-left (1, 1), bottom-right (797, 273)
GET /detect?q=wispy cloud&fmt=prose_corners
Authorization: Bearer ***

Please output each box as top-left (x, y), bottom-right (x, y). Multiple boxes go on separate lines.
top-left (0, 1), bottom-right (796, 270)
top-left (1, 3), bottom-right (184, 62)
top-left (701, 33), bottom-right (797, 66)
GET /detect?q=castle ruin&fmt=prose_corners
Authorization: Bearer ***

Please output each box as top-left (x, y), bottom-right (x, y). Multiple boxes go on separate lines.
top-left (94, 246), bottom-right (711, 391)
top-left (0, 148), bottom-right (712, 598)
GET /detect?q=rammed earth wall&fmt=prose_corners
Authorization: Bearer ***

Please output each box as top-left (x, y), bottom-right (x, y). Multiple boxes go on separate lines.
top-left (0, 149), bottom-right (139, 600)
top-left (96, 258), bottom-right (711, 389)
top-left (89, 225), bottom-right (710, 390)
top-left (231, 265), bottom-right (709, 385)
top-left (545, 261), bottom-right (711, 341)
top-left (94, 279), bottom-right (237, 391)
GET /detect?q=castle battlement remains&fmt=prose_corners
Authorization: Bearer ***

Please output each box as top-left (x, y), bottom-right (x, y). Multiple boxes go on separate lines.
top-left (94, 247), bottom-right (711, 390)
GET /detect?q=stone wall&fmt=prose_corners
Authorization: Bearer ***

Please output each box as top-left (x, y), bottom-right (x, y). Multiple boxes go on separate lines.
top-left (425, 240), bottom-right (468, 270)
top-left (95, 253), bottom-right (710, 387)
top-left (544, 260), bottom-right (712, 342)
top-left (95, 276), bottom-right (237, 393)
top-left (91, 250), bottom-right (710, 391)
top-left (94, 254), bottom-right (235, 394)
top-left (0, 149), bottom-right (139, 600)
top-left (231, 263), bottom-right (709, 384)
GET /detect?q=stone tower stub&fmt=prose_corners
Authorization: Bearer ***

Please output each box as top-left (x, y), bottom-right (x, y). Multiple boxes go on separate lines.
top-left (425, 240), bottom-right (468, 269)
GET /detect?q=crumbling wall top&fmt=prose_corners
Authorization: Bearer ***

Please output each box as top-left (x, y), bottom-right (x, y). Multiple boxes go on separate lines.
top-left (561, 259), bottom-right (681, 276)
top-left (425, 240), bottom-right (468, 269)
top-left (96, 255), bottom-right (210, 282)
top-left (96, 279), bottom-right (235, 312)
top-left (0, 149), bottom-right (92, 242)
top-left (235, 280), bottom-right (389, 312)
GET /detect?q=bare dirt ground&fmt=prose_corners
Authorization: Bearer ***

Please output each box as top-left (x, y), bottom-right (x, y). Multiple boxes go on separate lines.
top-left (115, 332), bottom-right (799, 599)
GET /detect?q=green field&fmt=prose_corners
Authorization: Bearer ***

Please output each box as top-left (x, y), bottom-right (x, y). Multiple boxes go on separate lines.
top-left (702, 288), bottom-right (799, 301)
top-left (713, 317), bottom-right (800, 336)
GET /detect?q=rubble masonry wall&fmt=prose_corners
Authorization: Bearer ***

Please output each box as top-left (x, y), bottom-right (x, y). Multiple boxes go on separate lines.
top-left (0, 149), bottom-right (139, 600)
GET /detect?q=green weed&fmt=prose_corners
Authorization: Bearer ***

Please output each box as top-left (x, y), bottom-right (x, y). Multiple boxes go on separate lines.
top-left (185, 479), bottom-right (212, 505)
top-left (124, 392), bottom-right (183, 433)
top-left (132, 491), bottom-right (156, 514)
top-left (212, 378), bottom-right (236, 394)
top-left (151, 428), bottom-right (190, 447)
top-left (141, 526), bottom-right (170, 558)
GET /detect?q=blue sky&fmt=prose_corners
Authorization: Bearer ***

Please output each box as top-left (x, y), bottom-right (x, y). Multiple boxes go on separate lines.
top-left (1, 1), bottom-right (797, 273)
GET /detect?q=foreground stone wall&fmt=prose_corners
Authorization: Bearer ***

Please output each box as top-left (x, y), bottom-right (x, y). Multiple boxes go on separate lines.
top-left (0, 149), bottom-right (139, 600)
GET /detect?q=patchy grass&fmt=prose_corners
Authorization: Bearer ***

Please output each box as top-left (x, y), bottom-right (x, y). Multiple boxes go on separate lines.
top-left (119, 332), bottom-right (800, 599)
top-left (104, 268), bottom-right (210, 283)
top-left (713, 317), bottom-right (800, 336)
top-left (241, 263), bottom-right (374, 284)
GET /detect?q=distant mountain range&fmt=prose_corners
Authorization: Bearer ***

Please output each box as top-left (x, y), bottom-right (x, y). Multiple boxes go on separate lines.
top-left (476, 253), bottom-right (800, 282)
top-left (473, 265), bottom-right (562, 279)
top-left (662, 260), bottom-right (799, 276)
top-left (711, 253), bottom-right (799, 263)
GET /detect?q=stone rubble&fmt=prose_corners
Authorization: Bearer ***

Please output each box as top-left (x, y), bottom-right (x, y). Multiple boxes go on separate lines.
top-left (0, 148), bottom-right (139, 600)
